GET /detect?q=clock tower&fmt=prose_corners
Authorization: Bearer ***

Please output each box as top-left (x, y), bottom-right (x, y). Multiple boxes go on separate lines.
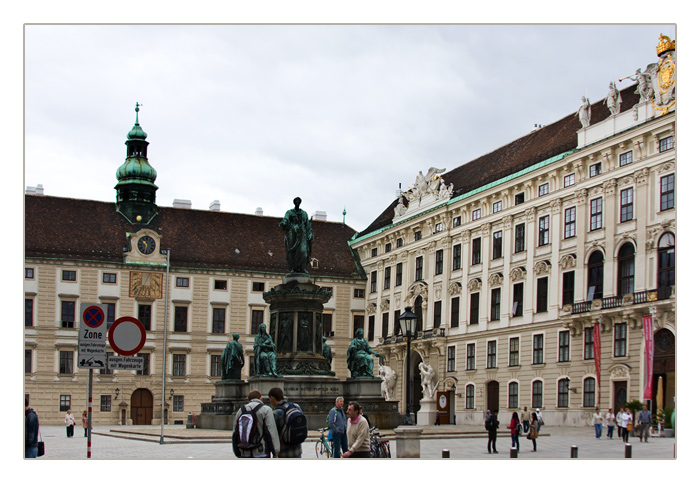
top-left (115, 103), bottom-right (159, 224)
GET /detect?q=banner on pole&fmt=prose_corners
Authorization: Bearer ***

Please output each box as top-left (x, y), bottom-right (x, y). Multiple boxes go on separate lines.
top-left (643, 315), bottom-right (654, 400)
top-left (593, 322), bottom-right (602, 405)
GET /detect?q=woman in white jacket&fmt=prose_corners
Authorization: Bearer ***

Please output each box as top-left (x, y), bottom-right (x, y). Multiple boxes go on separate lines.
top-left (605, 409), bottom-right (616, 439)
top-left (64, 409), bottom-right (75, 437)
top-left (615, 409), bottom-right (624, 439)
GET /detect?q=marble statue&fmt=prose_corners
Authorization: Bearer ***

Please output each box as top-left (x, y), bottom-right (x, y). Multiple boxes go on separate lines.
top-left (253, 323), bottom-right (278, 377)
top-left (347, 328), bottom-right (385, 378)
top-left (631, 68), bottom-right (653, 102)
top-left (279, 197), bottom-right (313, 274)
top-left (577, 96), bottom-right (591, 128)
top-left (221, 333), bottom-right (244, 380)
top-left (604, 81), bottom-right (622, 116)
top-left (379, 364), bottom-right (397, 400)
top-left (322, 336), bottom-right (333, 367)
top-left (437, 178), bottom-right (454, 200)
top-left (418, 362), bottom-right (437, 400)
top-left (394, 194), bottom-right (408, 218)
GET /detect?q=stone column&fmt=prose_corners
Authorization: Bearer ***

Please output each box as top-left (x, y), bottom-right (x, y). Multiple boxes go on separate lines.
top-left (395, 426), bottom-right (423, 458)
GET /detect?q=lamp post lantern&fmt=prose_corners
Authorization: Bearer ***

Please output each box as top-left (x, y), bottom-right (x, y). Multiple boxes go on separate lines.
top-left (398, 306), bottom-right (418, 425)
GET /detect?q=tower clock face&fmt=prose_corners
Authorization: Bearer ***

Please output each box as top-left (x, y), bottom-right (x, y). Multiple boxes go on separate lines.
top-left (137, 235), bottom-right (156, 255)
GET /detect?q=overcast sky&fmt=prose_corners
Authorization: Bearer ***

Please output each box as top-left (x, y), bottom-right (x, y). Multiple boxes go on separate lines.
top-left (24, 24), bottom-right (676, 232)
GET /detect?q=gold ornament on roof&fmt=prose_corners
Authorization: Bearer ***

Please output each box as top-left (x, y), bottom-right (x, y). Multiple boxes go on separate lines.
top-left (656, 34), bottom-right (675, 56)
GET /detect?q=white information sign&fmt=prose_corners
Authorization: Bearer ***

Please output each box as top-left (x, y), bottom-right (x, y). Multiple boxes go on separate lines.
top-left (108, 356), bottom-right (144, 371)
top-left (78, 303), bottom-right (108, 369)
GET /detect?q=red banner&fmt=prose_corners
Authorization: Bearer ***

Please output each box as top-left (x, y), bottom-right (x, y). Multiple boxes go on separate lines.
top-left (643, 315), bottom-right (654, 400)
top-left (593, 322), bottom-right (601, 405)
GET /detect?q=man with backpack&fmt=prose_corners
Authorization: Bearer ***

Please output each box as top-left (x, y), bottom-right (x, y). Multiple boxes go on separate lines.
top-left (232, 390), bottom-right (280, 458)
top-left (269, 387), bottom-right (307, 458)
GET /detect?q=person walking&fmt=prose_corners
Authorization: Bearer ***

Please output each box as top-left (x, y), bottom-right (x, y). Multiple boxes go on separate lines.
top-left (616, 409), bottom-right (625, 438)
top-left (25, 397), bottom-right (40, 458)
top-left (528, 412), bottom-right (538, 452)
top-left (508, 412), bottom-right (520, 452)
top-left (268, 387), bottom-right (304, 458)
top-left (605, 408), bottom-right (616, 439)
top-left (342, 401), bottom-right (371, 458)
top-left (65, 409), bottom-right (75, 437)
top-left (535, 408), bottom-right (544, 434)
top-left (328, 396), bottom-right (348, 458)
top-left (521, 406), bottom-right (530, 434)
top-left (620, 407), bottom-right (633, 443)
top-left (638, 404), bottom-right (653, 442)
top-left (592, 407), bottom-right (604, 439)
top-left (82, 410), bottom-right (91, 437)
top-left (487, 410), bottom-right (499, 454)
top-left (232, 389), bottom-right (280, 458)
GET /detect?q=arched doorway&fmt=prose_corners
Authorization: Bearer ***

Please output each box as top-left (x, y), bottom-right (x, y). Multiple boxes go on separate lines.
top-left (130, 388), bottom-right (153, 425)
top-left (653, 328), bottom-right (675, 413)
top-left (486, 381), bottom-right (499, 413)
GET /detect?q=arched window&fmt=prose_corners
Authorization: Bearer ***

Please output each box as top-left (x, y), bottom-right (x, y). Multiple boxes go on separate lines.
top-left (587, 250), bottom-right (604, 300)
top-left (617, 243), bottom-right (635, 295)
top-left (657, 233), bottom-right (675, 295)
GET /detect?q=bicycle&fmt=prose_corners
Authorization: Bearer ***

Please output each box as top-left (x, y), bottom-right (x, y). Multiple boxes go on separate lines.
top-left (369, 426), bottom-right (391, 458)
top-left (315, 427), bottom-right (335, 458)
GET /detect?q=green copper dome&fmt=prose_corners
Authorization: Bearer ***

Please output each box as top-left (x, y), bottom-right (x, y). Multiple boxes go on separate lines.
top-left (127, 102), bottom-right (148, 140)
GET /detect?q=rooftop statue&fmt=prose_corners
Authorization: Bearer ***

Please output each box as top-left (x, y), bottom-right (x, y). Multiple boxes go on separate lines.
top-left (605, 81), bottom-right (622, 116)
top-left (253, 323), bottom-right (278, 377)
top-left (221, 333), bottom-right (244, 380)
top-left (347, 328), bottom-right (385, 378)
top-left (577, 96), bottom-right (591, 128)
top-left (279, 197), bottom-right (313, 275)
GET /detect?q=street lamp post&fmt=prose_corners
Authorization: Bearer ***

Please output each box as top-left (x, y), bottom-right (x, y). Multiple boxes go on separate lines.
top-left (398, 306), bottom-right (418, 425)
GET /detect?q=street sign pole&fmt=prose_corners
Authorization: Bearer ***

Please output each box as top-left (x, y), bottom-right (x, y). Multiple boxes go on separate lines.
top-left (87, 368), bottom-right (93, 458)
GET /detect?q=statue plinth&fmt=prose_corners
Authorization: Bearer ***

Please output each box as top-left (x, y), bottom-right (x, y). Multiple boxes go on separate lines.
top-left (416, 398), bottom-right (438, 426)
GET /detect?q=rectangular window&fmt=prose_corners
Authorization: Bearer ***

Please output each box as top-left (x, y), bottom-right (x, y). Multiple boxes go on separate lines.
top-left (487, 340), bottom-right (497, 368)
top-left (25, 349), bottom-right (32, 373)
top-left (620, 187), bottom-right (634, 222)
top-left (415, 256), bottom-right (423, 281)
top-left (173, 395), bottom-right (184, 412)
top-left (509, 382), bottom-right (519, 409)
top-left (452, 244), bottom-right (462, 270)
top-left (138, 304), bottom-right (152, 331)
top-left (453, 216), bottom-right (461, 228)
top-left (532, 381), bottom-right (543, 409)
top-left (433, 300), bottom-right (442, 328)
top-left (536, 277), bottom-right (548, 313)
top-left (176, 277), bottom-right (190, 288)
top-left (103, 272), bottom-right (117, 284)
top-left (435, 250), bottom-right (443, 275)
top-left (174, 306), bottom-right (188, 332)
top-left (472, 237), bottom-right (481, 265)
top-left (370, 271), bottom-right (377, 293)
top-left (614, 323), bottom-right (627, 357)
top-left (252, 282), bottom-right (265, 292)
top-left (558, 379), bottom-right (569, 408)
top-left (212, 307), bottom-right (226, 334)
top-left (250, 309), bottom-right (264, 335)
top-left (435, 222), bottom-right (444, 233)
top-left (59, 350), bottom-right (73, 374)
top-left (533, 334), bottom-right (544, 364)
top-left (512, 282), bottom-right (523, 317)
top-left (466, 385), bottom-right (475, 409)
top-left (558, 331), bottom-right (570, 362)
top-left (589, 162), bottom-right (602, 178)
top-left (353, 315), bottom-right (364, 334)
top-left (472, 209), bottom-right (481, 221)
top-left (492, 231), bottom-right (503, 259)
top-left (515, 192), bottom-right (525, 205)
top-left (210, 355), bottom-right (222, 378)
top-left (564, 207), bottom-right (576, 239)
top-left (584, 327), bottom-right (594, 360)
top-left (414, 231), bottom-right (422, 241)
top-left (659, 136), bottom-right (674, 152)
top-left (322, 287), bottom-right (333, 298)
top-left (368, 315), bottom-right (375, 341)
top-left (514, 223), bottom-right (525, 253)
top-left (490, 288), bottom-right (501, 321)
top-left (323, 313), bottom-right (333, 338)
top-left (590, 197), bottom-right (603, 231)
top-left (61, 301), bottom-right (75, 328)
top-left (25, 299), bottom-right (33, 327)
top-left (466, 343), bottom-right (476, 370)
top-left (493, 200), bottom-right (502, 213)
top-left (469, 292), bottom-right (480, 325)
top-left (60, 395), bottom-right (71, 412)
top-left (619, 150), bottom-right (633, 167)
top-left (385, 243), bottom-right (392, 253)
top-left (562, 271), bottom-right (575, 306)
top-left (563, 173), bottom-right (575, 187)
top-left (25, 267), bottom-right (35, 279)
top-left (395, 263), bottom-right (403, 287)
top-left (538, 215), bottom-right (550, 246)
top-left (354, 288), bottom-right (365, 298)
top-left (538, 183), bottom-right (549, 196)
top-left (509, 338), bottom-right (520, 367)
top-left (583, 378), bottom-right (596, 407)
top-left (62, 270), bottom-right (76, 281)
top-left (382, 312), bottom-right (389, 339)
top-left (393, 310), bottom-right (401, 335)
top-left (136, 353), bottom-right (150, 376)
top-left (173, 354), bottom-right (187, 377)
top-left (447, 346), bottom-right (456, 372)
top-left (384, 266), bottom-right (391, 290)
top-left (214, 280), bottom-right (227, 290)
top-left (106, 303), bottom-right (115, 330)
top-left (396, 238), bottom-right (404, 248)
top-left (100, 395), bottom-right (112, 412)
top-left (371, 247), bottom-right (378, 257)
top-left (660, 174), bottom-right (675, 211)
top-left (450, 297), bottom-right (460, 328)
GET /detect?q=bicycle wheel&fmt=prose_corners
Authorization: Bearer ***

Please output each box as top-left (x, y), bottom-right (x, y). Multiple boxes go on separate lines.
top-left (316, 440), bottom-right (328, 458)
top-left (381, 442), bottom-right (391, 458)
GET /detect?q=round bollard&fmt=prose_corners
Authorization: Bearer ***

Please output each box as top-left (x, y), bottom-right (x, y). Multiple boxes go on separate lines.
top-left (570, 445), bottom-right (578, 458)
top-left (625, 443), bottom-right (632, 458)
top-left (510, 446), bottom-right (518, 458)
top-left (442, 449), bottom-right (450, 458)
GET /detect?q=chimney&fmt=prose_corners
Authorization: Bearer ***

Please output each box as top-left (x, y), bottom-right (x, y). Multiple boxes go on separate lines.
top-left (172, 199), bottom-right (192, 209)
top-left (314, 210), bottom-right (327, 221)
top-left (396, 182), bottom-right (402, 199)
top-left (209, 200), bottom-right (221, 211)
top-left (255, 207), bottom-right (264, 216)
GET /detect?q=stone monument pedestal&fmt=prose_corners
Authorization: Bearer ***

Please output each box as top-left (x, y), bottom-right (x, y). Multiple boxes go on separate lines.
top-left (395, 426), bottom-right (423, 458)
top-left (416, 398), bottom-right (437, 426)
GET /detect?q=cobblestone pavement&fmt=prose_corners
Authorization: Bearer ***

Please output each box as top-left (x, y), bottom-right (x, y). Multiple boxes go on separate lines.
top-left (30, 424), bottom-right (676, 460)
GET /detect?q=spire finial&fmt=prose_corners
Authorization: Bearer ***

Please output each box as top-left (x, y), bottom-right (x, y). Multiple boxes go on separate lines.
top-left (135, 102), bottom-right (142, 124)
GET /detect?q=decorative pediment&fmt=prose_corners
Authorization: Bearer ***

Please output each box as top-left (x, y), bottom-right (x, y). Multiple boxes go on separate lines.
top-left (559, 254), bottom-right (576, 270)
top-left (488, 272), bottom-right (503, 287)
top-left (467, 278), bottom-right (482, 292)
top-left (510, 267), bottom-right (526, 282)
top-left (533, 260), bottom-right (551, 275)
top-left (448, 281), bottom-right (462, 296)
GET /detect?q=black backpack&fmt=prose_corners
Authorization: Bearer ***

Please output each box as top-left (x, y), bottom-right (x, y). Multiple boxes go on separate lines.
top-left (280, 402), bottom-right (308, 445)
top-left (233, 403), bottom-right (266, 455)
top-left (516, 422), bottom-right (522, 435)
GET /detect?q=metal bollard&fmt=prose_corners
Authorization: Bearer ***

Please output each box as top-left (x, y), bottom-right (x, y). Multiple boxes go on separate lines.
top-left (570, 445), bottom-right (578, 458)
top-left (624, 443), bottom-right (632, 458)
top-left (442, 449), bottom-right (450, 458)
top-left (510, 446), bottom-right (518, 458)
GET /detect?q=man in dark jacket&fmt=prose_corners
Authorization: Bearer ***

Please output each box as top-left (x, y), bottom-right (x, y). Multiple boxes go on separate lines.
top-left (487, 409), bottom-right (499, 454)
top-left (25, 396), bottom-right (39, 458)
top-left (328, 396), bottom-right (348, 458)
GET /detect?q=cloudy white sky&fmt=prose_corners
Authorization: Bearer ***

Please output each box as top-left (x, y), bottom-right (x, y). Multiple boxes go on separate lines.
top-left (23, 23), bottom-right (676, 232)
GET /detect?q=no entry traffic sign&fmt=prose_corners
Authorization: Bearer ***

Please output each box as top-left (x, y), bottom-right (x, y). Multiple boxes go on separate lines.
top-left (108, 316), bottom-right (147, 356)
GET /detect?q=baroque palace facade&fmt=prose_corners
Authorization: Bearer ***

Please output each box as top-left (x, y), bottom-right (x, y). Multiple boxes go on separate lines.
top-left (351, 35), bottom-right (676, 425)
top-left (24, 107), bottom-right (367, 425)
